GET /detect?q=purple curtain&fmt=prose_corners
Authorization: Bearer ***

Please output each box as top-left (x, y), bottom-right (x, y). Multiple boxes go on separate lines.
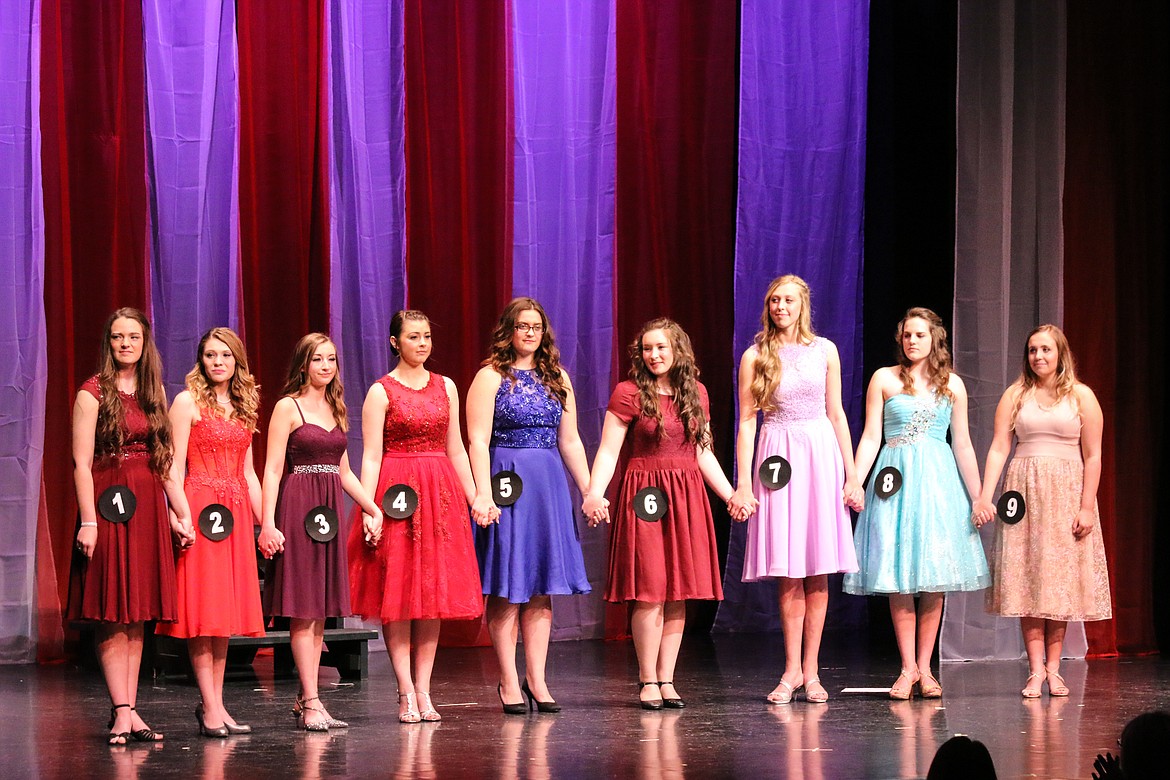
top-left (511, 0), bottom-right (616, 640)
top-left (0, 0), bottom-right (46, 663)
top-left (328, 0), bottom-right (408, 464)
top-left (715, 0), bottom-right (870, 634)
top-left (143, 0), bottom-right (240, 397)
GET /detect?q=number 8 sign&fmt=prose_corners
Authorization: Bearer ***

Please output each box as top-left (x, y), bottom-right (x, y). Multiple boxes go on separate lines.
top-left (633, 487), bottom-right (668, 522)
top-left (874, 466), bottom-right (903, 499)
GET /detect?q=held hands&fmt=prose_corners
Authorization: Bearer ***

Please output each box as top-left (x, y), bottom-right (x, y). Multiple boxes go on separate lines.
top-left (257, 524), bottom-right (285, 559)
top-left (75, 525), bottom-right (98, 559)
top-left (726, 486), bottom-right (758, 522)
top-left (471, 493), bottom-right (500, 528)
top-left (582, 493), bottom-right (609, 527)
top-left (362, 513), bottom-right (383, 547)
top-left (1072, 508), bottom-right (1096, 539)
top-left (169, 515), bottom-right (196, 549)
top-left (842, 479), bottom-right (865, 512)
top-left (972, 498), bottom-right (996, 528)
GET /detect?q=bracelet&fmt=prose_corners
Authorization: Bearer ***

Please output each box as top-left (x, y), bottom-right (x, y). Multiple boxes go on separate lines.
top-left (80, 522), bottom-right (98, 528)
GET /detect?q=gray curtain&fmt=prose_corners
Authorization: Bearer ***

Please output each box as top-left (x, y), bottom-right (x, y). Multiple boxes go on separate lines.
top-left (943, 0), bottom-right (1086, 661)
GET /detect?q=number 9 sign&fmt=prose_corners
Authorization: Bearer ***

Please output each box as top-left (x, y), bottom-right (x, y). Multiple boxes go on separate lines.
top-left (304, 505), bottom-right (339, 542)
top-left (198, 503), bottom-right (234, 541)
top-left (382, 484), bottom-right (419, 520)
top-left (996, 490), bottom-right (1026, 525)
top-left (633, 487), bottom-right (668, 522)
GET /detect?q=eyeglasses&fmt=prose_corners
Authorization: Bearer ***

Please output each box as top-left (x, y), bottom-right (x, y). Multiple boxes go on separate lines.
top-left (514, 323), bottom-right (544, 335)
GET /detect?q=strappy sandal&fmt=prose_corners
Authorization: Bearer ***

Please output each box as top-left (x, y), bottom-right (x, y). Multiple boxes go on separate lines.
top-left (767, 678), bottom-right (802, 705)
top-left (294, 696), bottom-right (329, 732)
top-left (918, 671), bottom-right (943, 699)
top-left (416, 691), bottom-right (441, 722)
top-left (128, 707), bottom-right (164, 742)
top-left (889, 669), bottom-right (920, 701)
top-left (106, 703), bottom-right (131, 745)
top-left (1021, 671), bottom-right (1045, 699)
top-left (804, 677), bottom-right (829, 704)
top-left (1046, 669), bottom-right (1070, 697)
top-left (398, 692), bottom-right (421, 723)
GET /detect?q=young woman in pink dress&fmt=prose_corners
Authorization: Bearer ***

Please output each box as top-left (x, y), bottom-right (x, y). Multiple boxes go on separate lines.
top-left (973, 324), bottom-right (1111, 697)
top-left (158, 327), bottom-right (265, 737)
top-left (728, 276), bottom-right (863, 704)
top-left (583, 318), bottom-right (736, 710)
top-left (347, 310), bottom-right (485, 723)
top-left (259, 333), bottom-right (383, 730)
top-left (69, 307), bottom-right (192, 744)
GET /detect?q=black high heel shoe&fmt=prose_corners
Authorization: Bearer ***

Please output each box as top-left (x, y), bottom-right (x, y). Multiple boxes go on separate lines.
top-left (106, 703), bottom-right (131, 745)
top-left (658, 681), bottom-right (685, 709)
top-left (195, 704), bottom-right (229, 738)
top-left (128, 707), bottom-right (165, 741)
top-left (638, 682), bottom-right (663, 711)
top-left (521, 680), bottom-right (562, 713)
top-left (498, 683), bottom-right (527, 716)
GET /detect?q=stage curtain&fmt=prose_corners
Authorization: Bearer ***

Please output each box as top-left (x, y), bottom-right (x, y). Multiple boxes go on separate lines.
top-left (404, 0), bottom-right (512, 646)
top-left (715, 0), bottom-right (870, 636)
top-left (943, 1), bottom-right (1083, 661)
top-left (38, 0), bottom-right (151, 659)
top-left (0, 0), bottom-right (46, 664)
top-left (511, 0), bottom-right (616, 641)
top-left (327, 0), bottom-right (408, 466)
top-left (143, 0), bottom-right (240, 397)
top-left (1065, 3), bottom-right (1167, 656)
top-left (237, 0), bottom-right (330, 460)
top-left (613, 0), bottom-right (739, 635)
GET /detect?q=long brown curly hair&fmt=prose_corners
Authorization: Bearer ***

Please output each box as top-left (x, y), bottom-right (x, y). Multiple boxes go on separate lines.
top-left (281, 333), bottom-right (348, 432)
top-left (185, 327), bottom-right (260, 431)
top-left (1009, 324), bottom-right (1080, 428)
top-left (895, 307), bottom-right (954, 401)
top-left (750, 275), bottom-right (816, 412)
top-left (484, 297), bottom-right (568, 408)
top-left (628, 318), bottom-right (710, 447)
top-left (94, 307), bottom-right (173, 480)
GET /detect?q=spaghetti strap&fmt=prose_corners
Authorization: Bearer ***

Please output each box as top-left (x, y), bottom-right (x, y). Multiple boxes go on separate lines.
top-left (291, 398), bottom-right (307, 424)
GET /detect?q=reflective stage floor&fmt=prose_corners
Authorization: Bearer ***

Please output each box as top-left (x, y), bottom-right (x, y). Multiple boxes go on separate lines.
top-left (3, 632), bottom-right (1166, 779)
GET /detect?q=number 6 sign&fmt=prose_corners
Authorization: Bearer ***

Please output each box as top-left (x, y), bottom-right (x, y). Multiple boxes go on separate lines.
top-left (633, 487), bottom-right (668, 522)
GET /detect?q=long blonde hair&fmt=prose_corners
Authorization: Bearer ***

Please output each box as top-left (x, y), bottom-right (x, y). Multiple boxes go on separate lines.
top-left (896, 307), bottom-right (954, 401)
top-left (1009, 324), bottom-right (1080, 428)
top-left (281, 333), bottom-right (348, 432)
top-left (750, 275), bottom-right (816, 412)
top-left (185, 327), bottom-right (260, 430)
top-left (628, 318), bottom-right (710, 447)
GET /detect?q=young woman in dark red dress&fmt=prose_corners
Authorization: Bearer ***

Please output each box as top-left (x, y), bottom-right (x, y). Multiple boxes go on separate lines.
top-left (69, 307), bottom-right (192, 744)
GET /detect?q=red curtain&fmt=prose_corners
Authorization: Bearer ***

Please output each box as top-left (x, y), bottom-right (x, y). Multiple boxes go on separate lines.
top-left (611, 0), bottom-right (739, 635)
top-left (1065, 3), bottom-right (1167, 655)
top-left (237, 0), bottom-right (331, 461)
top-left (38, 0), bottom-right (151, 659)
top-left (404, 0), bottom-right (513, 645)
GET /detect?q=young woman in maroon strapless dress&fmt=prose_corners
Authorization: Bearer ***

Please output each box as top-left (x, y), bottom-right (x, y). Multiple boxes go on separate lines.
top-left (347, 310), bottom-right (485, 723)
top-left (259, 333), bottom-right (382, 730)
top-left (157, 327), bottom-right (265, 737)
top-left (69, 307), bottom-right (191, 745)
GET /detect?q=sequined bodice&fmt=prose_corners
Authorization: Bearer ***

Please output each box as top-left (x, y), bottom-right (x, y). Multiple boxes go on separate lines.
top-left (761, 338), bottom-right (829, 429)
top-left (286, 422), bottom-right (348, 467)
top-left (185, 414), bottom-right (252, 497)
top-left (491, 369), bottom-right (561, 449)
top-left (82, 376), bottom-right (149, 460)
top-left (883, 392), bottom-right (951, 447)
top-left (380, 372), bottom-right (449, 453)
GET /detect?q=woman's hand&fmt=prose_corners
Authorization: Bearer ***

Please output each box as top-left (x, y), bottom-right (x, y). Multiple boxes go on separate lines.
top-left (727, 486), bottom-right (757, 522)
top-left (169, 516), bottom-right (196, 549)
top-left (972, 498), bottom-right (997, 528)
top-left (75, 525), bottom-right (98, 559)
top-left (1072, 508), bottom-right (1096, 539)
top-left (582, 493), bottom-right (609, 527)
top-left (362, 513), bottom-right (383, 547)
top-left (257, 524), bottom-right (285, 558)
top-left (842, 479), bottom-right (865, 512)
top-left (471, 493), bottom-right (499, 528)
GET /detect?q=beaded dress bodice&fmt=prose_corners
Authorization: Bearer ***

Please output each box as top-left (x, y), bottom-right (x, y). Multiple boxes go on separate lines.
top-left (379, 372), bottom-right (449, 453)
top-left (883, 392), bottom-right (951, 448)
top-left (491, 369), bottom-right (561, 449)
top-left (186, 413), bottom-right (252, 500)
top-left (760, 338), bottom-right (828, 429)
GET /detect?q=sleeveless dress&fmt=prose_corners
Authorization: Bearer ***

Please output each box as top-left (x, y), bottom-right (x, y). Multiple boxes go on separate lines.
top-left (347, 372), bottom-right (483, 622)
top-left (476, 369), bottom-right (591, 603)
top-left (263, 400), bottom-right (352, 619)
top-left (843, 392), bottom-right (990, 595)
top-left (157, 414), bottom-right (264, 638)
top-left (742, 338), bottom-right (859, 581)
top-left (986, 395), bottom-right (1111, 620)
top-left (67, 377), bottom-right (176, 623)
top-left (604, 381), bottom-right (723, 603)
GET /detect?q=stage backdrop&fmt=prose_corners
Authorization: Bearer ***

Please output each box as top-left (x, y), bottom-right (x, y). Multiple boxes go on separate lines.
top-left (1, 0), bottom-right (1162, 663)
